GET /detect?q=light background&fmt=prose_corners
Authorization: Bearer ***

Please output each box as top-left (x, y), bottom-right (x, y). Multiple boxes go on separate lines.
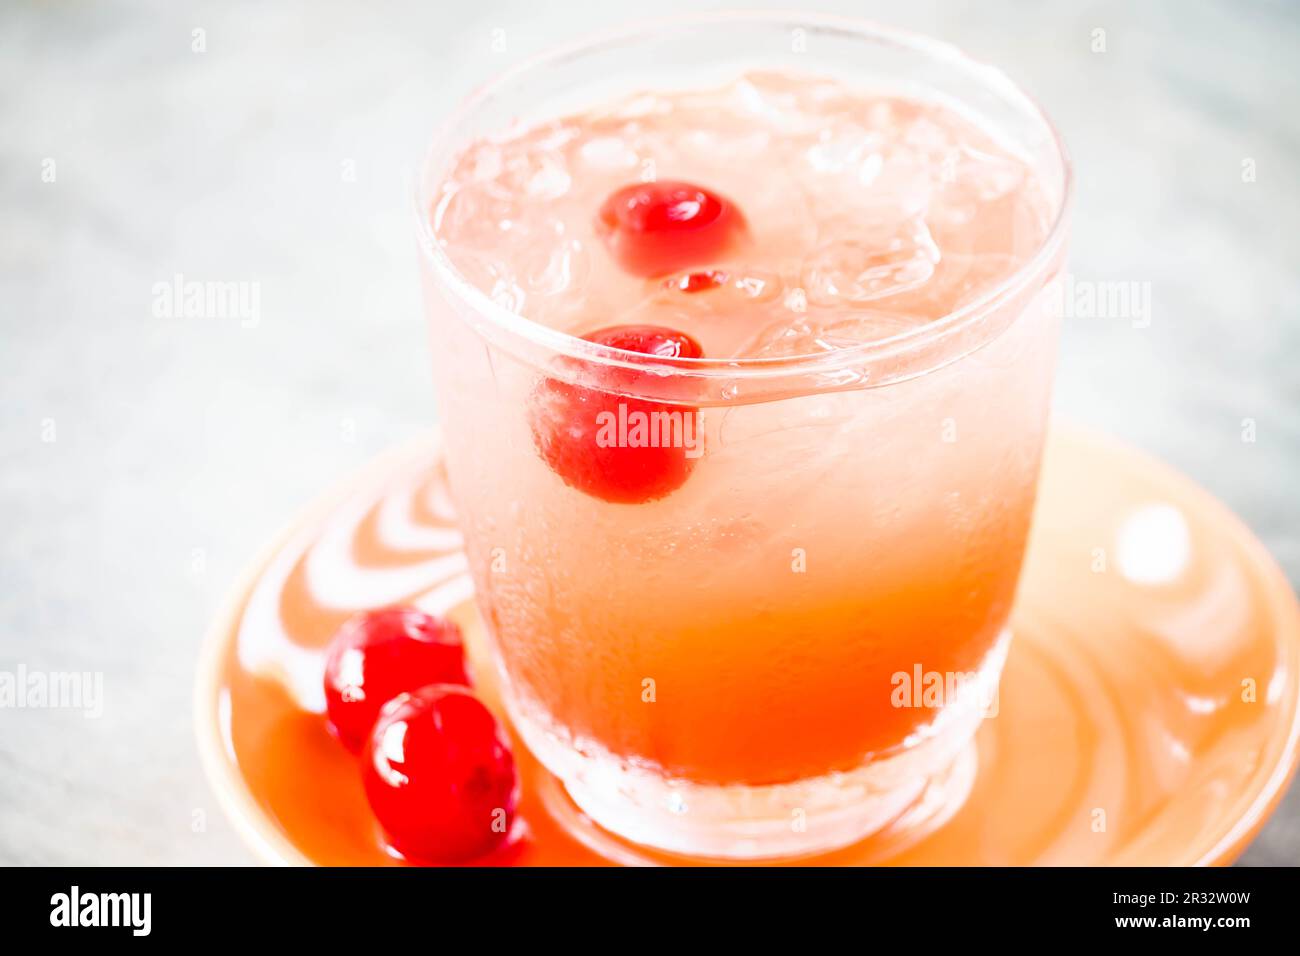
top-left (1, 0), bottom-right (1297, 864)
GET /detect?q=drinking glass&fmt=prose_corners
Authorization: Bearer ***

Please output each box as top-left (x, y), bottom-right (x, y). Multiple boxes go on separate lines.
top-left (416, 13), bottom-right (1071, 858)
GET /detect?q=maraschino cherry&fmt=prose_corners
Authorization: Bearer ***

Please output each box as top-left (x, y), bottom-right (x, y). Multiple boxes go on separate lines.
top-left (528, 325), bottom-right (705, 504)
top-left (596, 180), bottom-right (743, 278)
top-left (323, 607), bottom-right (468, 752)
top-left (670, 269), bottom-right (730, 294)
top-left (363, 685), bottom-right (518, 863)
top-left (587, 323), bottom-right (703, 361)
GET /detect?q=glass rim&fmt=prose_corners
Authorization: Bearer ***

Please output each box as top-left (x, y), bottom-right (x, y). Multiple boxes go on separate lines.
top-left (414, 10), bottom-right (1074, 382)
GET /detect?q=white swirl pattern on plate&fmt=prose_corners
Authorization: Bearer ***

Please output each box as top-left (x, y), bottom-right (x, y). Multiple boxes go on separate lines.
top-left (236, 447), bottom-right (472, 712)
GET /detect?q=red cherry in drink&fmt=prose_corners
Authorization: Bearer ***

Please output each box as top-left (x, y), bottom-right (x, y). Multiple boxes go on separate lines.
top-left (527, 325), bottom-right (704, 504)
top-left (586, 324), bottom-right (704, 361)
top-left (670, 269), bottom-right (730, 294)
top-left (323, 607), bottom-right (469, 753)
top-left (597, 181), bottom-right (744, 278)
top-left (363, 685), bottom-right (517, 863)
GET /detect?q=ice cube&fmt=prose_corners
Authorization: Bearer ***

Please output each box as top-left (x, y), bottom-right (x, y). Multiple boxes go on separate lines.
top-left (523, 238), bottom-right (589, 297)
top-left (802, 219), bottom-right (940, 305)
top-left (524, 155), bottom-right (572, 200)
top-left (741, 310), bottom-right (925, 359)
top-left (579, 136), bottom-right (640, 170)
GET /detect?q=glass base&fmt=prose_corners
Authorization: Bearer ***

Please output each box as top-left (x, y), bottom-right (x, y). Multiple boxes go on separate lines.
top-left (507, 632), bottom-right (1007, 860)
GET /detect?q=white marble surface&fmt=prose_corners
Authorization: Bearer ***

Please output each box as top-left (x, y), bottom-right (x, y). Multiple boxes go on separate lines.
top-left (1, 0), bottom-right (1297, 865)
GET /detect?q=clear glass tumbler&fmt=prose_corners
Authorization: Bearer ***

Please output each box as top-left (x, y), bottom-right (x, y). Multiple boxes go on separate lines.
top-left (416, 13), bottom-right (1071, 858)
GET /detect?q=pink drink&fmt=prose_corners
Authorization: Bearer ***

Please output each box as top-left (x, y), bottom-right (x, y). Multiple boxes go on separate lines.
top-left (419, 18), bottom-right (1070, 858)
top-left (434, 71), bottom-right (1050, 357)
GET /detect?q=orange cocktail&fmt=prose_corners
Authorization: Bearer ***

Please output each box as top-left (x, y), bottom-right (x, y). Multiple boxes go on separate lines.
top-left (418, 15), bottom-right (1070, 857)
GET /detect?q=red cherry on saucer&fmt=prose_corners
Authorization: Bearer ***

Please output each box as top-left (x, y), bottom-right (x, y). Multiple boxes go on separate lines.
top-left (528, 325), bottom-right (704, 504)
top-left (363, 685), bottom-right (517, 863)
top-left (596, 181), bottom-right (743, 278)
top-left (323, 607), bottom-right (469, 752)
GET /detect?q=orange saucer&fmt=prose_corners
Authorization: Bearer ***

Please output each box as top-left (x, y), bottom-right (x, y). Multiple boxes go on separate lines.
top-left (196, 424), bottom-right (1300, 865)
